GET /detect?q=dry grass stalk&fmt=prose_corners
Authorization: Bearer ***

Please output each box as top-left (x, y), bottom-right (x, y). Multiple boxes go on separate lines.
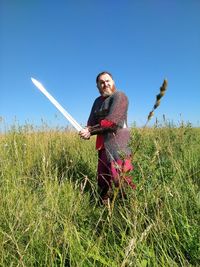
top-left (146, 79), bottom-right (168, 124)
top-left (133, 79), bottom-right (168, 155)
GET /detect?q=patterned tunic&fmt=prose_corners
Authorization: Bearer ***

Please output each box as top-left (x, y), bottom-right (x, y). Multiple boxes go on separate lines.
top-left (87, 91), bottom-right (132, 162)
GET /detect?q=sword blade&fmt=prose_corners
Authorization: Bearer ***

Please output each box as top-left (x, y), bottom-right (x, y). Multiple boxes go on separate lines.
top-left (31, 77), bottom-right (83, 131)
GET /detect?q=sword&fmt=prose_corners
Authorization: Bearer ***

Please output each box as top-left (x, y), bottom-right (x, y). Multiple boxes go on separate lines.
top-left (31, 77), bottom-right (83, 131)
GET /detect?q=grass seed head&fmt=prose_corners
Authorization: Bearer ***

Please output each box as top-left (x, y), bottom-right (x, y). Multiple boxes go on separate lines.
top-left (148, 111), bottom-right (154, 120)
top-left (156, 94), bottom-right (162, 101)
top-left (154, 79), bottom-right (167, 111)
top-left (146, 79), bottom-right (168, 124)
top-left (160, 79), bottom-right (168, 92)
top-left (154, 100), bottom-right (161, 109)
top-left (159, 91), bottom-right (165, 97)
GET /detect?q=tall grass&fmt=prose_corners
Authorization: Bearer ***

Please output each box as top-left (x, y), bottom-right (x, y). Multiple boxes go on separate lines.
top-left (0, 122), bottom-right (199, 266)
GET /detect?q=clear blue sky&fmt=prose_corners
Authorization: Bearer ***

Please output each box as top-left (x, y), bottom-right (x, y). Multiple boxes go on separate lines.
top-left (1, 0), bottom-right (200, 131)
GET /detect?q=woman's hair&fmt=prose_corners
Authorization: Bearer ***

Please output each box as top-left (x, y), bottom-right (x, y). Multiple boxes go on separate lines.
top-left (96, 71), bottom-right (113, 84)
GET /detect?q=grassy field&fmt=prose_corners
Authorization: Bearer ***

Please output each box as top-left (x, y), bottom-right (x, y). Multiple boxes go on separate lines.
top-left (0, 123), bottom-right (199, 266)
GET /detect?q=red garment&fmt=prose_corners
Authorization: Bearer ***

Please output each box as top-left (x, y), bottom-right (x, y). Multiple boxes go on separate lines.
top-left (97, 149), bottom-right (135, 200)
top-left (96, 135), bottom-right (104, 150)
top-left (111, 159), bottom-right (136, 189)
top-left (97, 149), bottom-right (112, 196)
top-left (96, 119), bottom-right (115, 150)
top-left (100, 119), bottom-right (115, 128)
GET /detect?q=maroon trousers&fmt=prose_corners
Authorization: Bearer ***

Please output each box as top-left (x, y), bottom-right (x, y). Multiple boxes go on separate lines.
top-left (97, 149), bottom-right (135, 198)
